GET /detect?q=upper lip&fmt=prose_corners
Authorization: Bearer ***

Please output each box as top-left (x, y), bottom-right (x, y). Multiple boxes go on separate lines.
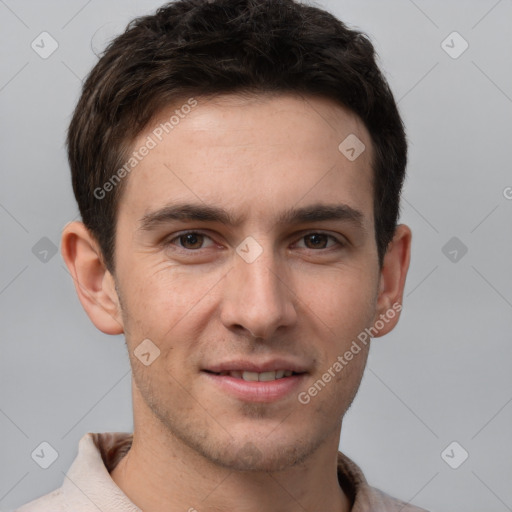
top-left (203, 359), bottom-right (309, 374)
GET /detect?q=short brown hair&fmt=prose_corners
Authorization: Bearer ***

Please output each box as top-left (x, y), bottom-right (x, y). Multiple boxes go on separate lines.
top-left (66, 0), bottom-right (407, 273)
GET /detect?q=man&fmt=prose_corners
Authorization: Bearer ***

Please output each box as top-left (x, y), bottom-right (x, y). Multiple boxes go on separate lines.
top-left (16, 0), bottom-right (427, 510)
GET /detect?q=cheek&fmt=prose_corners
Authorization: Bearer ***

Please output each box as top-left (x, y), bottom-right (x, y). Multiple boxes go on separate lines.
top-left (297, 265), bottom-right (378, 334)
top-left (118, 264), bottom-right (221, 364)
top-left (121, 264), bottom-right (200, 322)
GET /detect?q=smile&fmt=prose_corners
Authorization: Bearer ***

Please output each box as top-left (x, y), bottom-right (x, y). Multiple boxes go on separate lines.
top-left (202, 370), bottom-right (307, 402)
top-left (206, 369), bottom-right (300, 381)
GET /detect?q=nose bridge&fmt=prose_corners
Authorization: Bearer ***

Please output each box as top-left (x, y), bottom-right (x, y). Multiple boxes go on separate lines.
top-left (221, 239), bottom-right (296, 338)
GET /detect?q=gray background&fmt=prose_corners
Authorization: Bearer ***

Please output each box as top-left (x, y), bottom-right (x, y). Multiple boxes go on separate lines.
top-left (1, 0), bottom-right (511, 511)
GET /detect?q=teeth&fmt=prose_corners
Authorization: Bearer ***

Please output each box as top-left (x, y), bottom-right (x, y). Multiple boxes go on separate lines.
top-left (215, 370), bottom-right (298, 380)
top-left (258, 371), bottom-right (277, 382)
top-left (234, 370), bottom-right (296, 381)
top-left (243, 371), bottom-right (259, 381)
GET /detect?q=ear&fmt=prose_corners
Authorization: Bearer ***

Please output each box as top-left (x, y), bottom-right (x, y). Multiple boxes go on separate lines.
top-left (372, 224), bottom-right (412, 338)
top-left (61, 221), bottom-right (124, 335)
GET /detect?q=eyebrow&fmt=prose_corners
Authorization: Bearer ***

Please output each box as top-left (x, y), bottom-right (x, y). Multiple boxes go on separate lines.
top-left (138, 202), bottom-right (366, 232)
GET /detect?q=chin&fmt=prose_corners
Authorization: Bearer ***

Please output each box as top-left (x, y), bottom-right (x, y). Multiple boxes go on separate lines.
top-left (205, 439), bottom-right (318, 473)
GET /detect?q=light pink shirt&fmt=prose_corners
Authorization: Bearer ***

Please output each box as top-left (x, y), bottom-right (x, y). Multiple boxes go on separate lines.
top-left (15, 432), bottom-right (429, 511)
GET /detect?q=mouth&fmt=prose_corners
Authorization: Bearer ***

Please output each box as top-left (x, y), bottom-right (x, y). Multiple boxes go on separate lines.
top-left (201, 364), bottom-right (308, 402)
top-left (203, 369), bottom-right (305, 381)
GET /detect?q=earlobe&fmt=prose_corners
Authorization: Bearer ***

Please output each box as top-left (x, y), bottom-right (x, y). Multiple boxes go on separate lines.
top-left (61, 221), bottom-right (124, 335)
top-left (372, 224), bottom-right (412, 338)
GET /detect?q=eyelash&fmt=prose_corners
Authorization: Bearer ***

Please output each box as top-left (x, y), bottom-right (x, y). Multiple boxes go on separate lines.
top-left (164, 230), bottom-right (345, 253)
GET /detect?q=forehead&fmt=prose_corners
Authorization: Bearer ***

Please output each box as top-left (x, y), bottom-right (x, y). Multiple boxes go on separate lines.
top-left (118, 93), bottom-right (374, 230)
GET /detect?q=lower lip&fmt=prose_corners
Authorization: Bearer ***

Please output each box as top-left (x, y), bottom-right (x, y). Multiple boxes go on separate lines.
top-left (202, 371), bottom-right (307, 402)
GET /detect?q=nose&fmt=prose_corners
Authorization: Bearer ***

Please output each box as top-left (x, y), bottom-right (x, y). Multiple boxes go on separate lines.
top-left (219, 245), bottom-right (298, 340)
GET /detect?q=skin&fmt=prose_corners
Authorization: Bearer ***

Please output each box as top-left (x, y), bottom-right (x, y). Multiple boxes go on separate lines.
top-left (61, 93), bottom-right (411, 512)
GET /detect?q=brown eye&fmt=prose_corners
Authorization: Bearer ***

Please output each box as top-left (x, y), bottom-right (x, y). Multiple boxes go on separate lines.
top-left (178, 233), bottom-right (205, 250)
top-left (166, 231), bottom-right (215, 251)
top-left (298, 233), bottom-right (343, 250)
top-left (304, 233), bottom-right (329, 249)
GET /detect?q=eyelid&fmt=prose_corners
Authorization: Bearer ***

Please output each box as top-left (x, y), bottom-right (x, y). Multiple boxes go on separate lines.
top-left (165, 229), bottom-right (346, 251)
top-left (293, 231), bottom-right (346, 249)
top-left (165, 230), bottom-right (217, 249)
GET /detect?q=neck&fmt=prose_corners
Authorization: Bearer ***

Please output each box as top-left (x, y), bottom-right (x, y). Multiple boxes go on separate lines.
top-left (110, 388), bottom-right (351, 512)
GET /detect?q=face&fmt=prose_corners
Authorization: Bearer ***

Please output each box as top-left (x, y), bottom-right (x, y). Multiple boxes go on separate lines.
top-left (111, 93), bottom-right (384, 471)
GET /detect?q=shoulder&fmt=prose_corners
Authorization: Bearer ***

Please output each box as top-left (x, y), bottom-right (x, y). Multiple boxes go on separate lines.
top-left (12, 431), bottom-right (135, 512)
top-left (365, 484), bottom-right (431, 511)
top-left (336, 450), bottom-right (430, 511)
top-left (13, 488), bottom-right (67, 512)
